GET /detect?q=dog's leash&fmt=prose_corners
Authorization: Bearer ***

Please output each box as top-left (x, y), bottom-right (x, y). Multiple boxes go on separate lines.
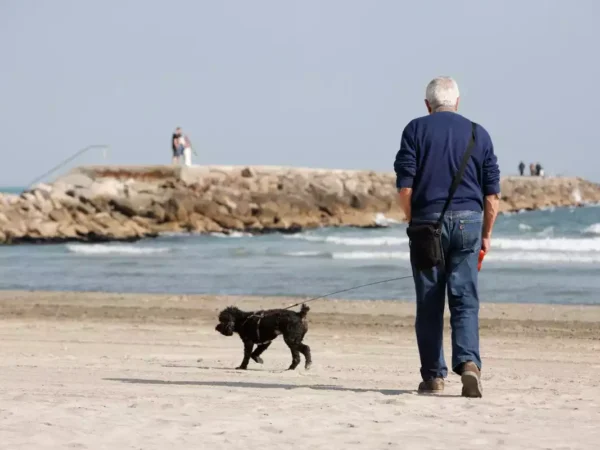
top-left (283, 275), bottom-right (414, 310)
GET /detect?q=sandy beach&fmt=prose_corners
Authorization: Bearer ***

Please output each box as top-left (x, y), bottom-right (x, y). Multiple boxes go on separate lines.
top-left (1, 291), bottom-right (599, 449)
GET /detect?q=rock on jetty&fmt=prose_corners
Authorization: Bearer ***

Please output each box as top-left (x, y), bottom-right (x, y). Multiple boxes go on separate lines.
top-left (1, 165), bottom-right (599, 244)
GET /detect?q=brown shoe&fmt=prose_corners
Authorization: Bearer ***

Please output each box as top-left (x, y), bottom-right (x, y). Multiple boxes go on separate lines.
top-left (418, 378), bottom-right (444, 394)
top-left (460, 362), bottom-right (483, 398)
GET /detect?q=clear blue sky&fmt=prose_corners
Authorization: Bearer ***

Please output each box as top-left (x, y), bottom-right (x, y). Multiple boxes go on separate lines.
top-left (1, 0), bottom-right (598, 186)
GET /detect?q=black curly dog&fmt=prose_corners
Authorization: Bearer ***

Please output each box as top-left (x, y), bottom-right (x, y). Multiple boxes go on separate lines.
top-left (215, 304), bottom-right (312, 370)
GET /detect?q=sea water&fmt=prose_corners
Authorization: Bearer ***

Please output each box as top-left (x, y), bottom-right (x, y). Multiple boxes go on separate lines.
top-left (0, 200), bottom-right (599, 305)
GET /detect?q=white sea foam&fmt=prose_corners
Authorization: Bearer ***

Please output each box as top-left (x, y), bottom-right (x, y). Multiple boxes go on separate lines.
top-left (282, 233), bottom-right (600, 264)
top-left (284, 234), bottom-right (321, 242)
top-left (374, 213), bottom-right (400, 227)
top-left (284, 234), bottom-right (407, 246)
top-left (284, 249), bottom-right (600, 264)
top-left (157, 231), bottom-right (188, 237)
top-left (281, 250), bottom-right (407, 260)
top-left (582, 202), bottom-right (600, 208)
top-left (582, 223), bottom-right (600, 236)
top-left (536, 226), bottom-right (554, 237)
top-left (493, 237), bottom-right (600, 252)
top-left (518, 223), bottom-right (533, 231)
top-left (66, 244), bottom-right (170, 255)
top-left (283, 251), bottom-right (325, 257)
top-left (286, 232), bottom-right (600, 253)
top-left (486, 251), bottom-right (600, 264)
top-left (332, 251), bottom-right (408, 260)
top-left (327, 236), bottom-right (408, 246)
top-left (211, 231), bottom-right (253, 238)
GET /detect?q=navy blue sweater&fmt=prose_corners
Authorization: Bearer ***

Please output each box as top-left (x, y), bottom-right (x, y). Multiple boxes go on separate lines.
top-left (394, 111), bottom-right (500, 216)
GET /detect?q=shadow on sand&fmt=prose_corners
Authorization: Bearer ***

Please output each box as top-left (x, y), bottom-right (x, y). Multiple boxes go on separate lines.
top-left (105, 377), bottom-right (418, 396)
top-left (161, 364), bottom-right (275, 372)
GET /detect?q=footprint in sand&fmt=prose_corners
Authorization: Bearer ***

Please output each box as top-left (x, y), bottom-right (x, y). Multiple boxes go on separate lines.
top-left (67, 443), bottom-right (87, 449)
top-left (260, 425), bottom-right (283, 434)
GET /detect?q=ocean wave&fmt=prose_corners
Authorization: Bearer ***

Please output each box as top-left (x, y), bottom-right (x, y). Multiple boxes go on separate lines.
top-left (281, 250), bottom-right (408, 260)
top-left (517, 224), bottom-right (553, 236)
top-left (284, 234), bottom-right (408, 246)
top-left (374, 213), bottom-right (401, 227)
top-left (331, 250), bottom-right (600, 263)
top-left (536, 226), bottom-right (554, 237)
top-left (494, 237), bottom-right (600, 252)
top-left (211, 231), bottom-right (253, 238)
top-left (332, 251), bottom-right (408, 260)
top-left (283, 251), bottom-right (326, 257)
top-left (283, 234), bottom-right (325, 243)
top-left (158, 231), bottom-right (188, 237)
top-left (328, 236), bottom-right (408, 246)
top-left (502, 209), bottom-right (528, 216)
top-left (285, 232), bottom-right (600, 252)
top-left (284, 249), bottom-right (600, 264)
top-left (582, 223), bottom-right (600, 236)
top-left (66, 244), bottom-right (171, 255)
top-left (487, 252), bottom-right (600, 264)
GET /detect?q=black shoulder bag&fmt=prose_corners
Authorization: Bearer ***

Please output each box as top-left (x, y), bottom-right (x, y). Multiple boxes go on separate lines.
top-left (406, 122), bottom-right (476, 271)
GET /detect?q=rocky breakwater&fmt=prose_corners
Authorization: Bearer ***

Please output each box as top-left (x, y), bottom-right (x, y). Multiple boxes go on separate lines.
top-left (497, 176), bottom-right (600, 211)
top-left (0, 165), bottom-right (403, 244)
top-left (1, 165), bottom-right (600, 245)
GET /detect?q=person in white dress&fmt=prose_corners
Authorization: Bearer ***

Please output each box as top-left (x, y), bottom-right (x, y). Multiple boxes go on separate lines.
top-left (171, 127), bottom-right (196, 166)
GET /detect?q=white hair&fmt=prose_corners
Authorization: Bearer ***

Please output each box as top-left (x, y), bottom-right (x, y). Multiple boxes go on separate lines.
top-left (425, 76), bottom-right (460, 110)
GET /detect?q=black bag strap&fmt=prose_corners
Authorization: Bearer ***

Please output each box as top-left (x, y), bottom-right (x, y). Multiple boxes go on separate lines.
top-left (437, 121), bottom-right (476, 225)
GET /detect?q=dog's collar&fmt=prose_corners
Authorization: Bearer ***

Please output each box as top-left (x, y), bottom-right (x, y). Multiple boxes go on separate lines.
top-left (242, 312), bottom-right (265, 324)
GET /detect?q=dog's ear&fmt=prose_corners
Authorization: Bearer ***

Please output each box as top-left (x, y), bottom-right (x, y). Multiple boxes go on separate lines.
top-left (226, 306), bottom-right (244, 317)
top-left (219, 306), bottom-right (241, 321)
top-left (218, 307), bottom-right (233, 322)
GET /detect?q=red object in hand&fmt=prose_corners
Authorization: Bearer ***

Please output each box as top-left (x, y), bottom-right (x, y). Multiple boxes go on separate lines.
top-left (478, 250), bottom-right (486, 271)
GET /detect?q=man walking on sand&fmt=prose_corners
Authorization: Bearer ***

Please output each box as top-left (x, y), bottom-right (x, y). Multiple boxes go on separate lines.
top-left (394, 76), bottom-right (501, 398)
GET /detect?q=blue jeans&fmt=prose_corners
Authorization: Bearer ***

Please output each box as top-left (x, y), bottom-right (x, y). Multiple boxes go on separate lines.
top-left (409, 210), bottom-right (483, 380)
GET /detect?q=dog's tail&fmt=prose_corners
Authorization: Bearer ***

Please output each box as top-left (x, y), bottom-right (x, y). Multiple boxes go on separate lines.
top-left (298, 303), bottom-right (310, 318)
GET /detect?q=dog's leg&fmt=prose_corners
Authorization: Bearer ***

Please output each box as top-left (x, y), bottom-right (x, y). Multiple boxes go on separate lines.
top-left (298, 343), bottom-right (312, 369)
top-left (236, 340), bottom-right (254, 370)
top-left (284, 337), bottom-right (301, 370)
top-left (251, 342), bottom-right (271, 364)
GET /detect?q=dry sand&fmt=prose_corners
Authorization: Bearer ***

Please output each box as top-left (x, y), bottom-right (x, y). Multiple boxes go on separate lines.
top-left (0, 291), bottom-right (599, 449)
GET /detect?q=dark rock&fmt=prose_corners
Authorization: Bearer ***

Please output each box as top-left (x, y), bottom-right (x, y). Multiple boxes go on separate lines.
top-left (241, 167), bottom-right (255, 178)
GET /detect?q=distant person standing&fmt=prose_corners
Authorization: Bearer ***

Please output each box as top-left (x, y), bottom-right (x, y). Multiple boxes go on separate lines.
top-left (171, 127), bottom-right (195, 166)
top-left (171, 128), bottom-right (182, 164)
top-left (518, 161), bottom-right (525, 176)
top-left (535, 162), bottom-right (543, 177)
top-left (529, 163), bottom-right (536, 176)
